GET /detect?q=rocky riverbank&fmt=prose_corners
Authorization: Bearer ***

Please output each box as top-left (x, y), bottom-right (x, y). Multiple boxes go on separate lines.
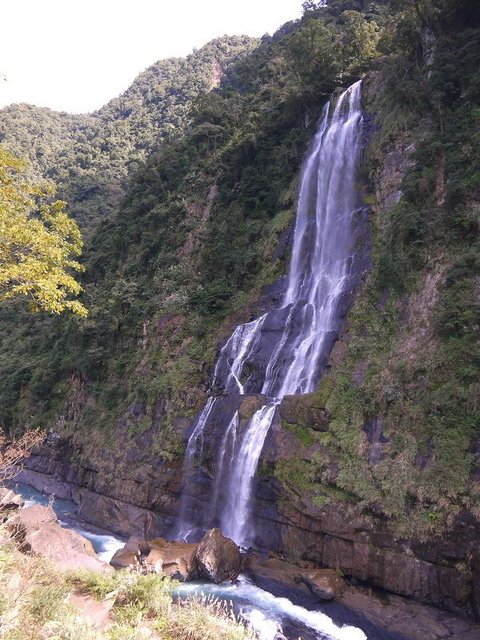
top-left (15, 456), bottom-right (480, 640)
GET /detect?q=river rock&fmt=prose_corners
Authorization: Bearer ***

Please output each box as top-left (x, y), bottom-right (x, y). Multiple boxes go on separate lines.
top-left (110, 536), bottom-right (198, 581)
top-left (300, 568), bottom-right (346, 600)
top-left (110, 537), bottom-right (141, 569)
top-left (245, 554), bottom-right (315, 605)
top-left (195, 528), bottom-right (242, 583)
top-left (111, 547), bottom-right (140, 570)
top-left (7, 504), bottom-right (110, 572)
top-left (144, 538), bottom-right (198, 581)
top-left (0, 487), bottom-right (24, 512)
top-left (8, 504), bottom-right (57, 532)
top-left (245, 553), bottom-right (346, 605)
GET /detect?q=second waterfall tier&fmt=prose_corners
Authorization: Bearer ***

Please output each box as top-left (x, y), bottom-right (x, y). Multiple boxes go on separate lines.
top-left (175, 80), bottom-right (369, 546)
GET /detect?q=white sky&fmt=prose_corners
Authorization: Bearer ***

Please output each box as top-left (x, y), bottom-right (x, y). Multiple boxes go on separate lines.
top-left (0, 0), bottom-right (303, 114)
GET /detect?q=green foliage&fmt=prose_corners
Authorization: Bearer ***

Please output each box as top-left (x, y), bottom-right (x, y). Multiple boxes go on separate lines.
top-left (0, 544), bottom-right (255, 640)
top-left (0, 3), bottom-right (384, 438)
top-left (27, 582), bottom-right (69, 625)
top-left (0, 37), bottom-right (256, 233)
top-left (284, 0), bottom-right (480, 538)
top-left (0, 146), bottom-right (87, 316)
top-left (157, 596), bottom-right (256, 640)
top-left (0, 0), bottom-right (478, 544)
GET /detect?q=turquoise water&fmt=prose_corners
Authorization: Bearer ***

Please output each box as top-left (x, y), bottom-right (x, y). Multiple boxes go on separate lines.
top-left (12, 482), bottom-right (125, 562)
top-left (13, 482), bottom-right (406, 640)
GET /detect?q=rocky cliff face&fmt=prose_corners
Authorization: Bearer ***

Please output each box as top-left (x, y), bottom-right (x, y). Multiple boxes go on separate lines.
top-left (18, 391), bottom-right (480, 620)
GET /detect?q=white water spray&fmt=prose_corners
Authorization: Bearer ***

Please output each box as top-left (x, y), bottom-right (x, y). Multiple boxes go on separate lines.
top-left (177, 81), bottom-right (365, 547)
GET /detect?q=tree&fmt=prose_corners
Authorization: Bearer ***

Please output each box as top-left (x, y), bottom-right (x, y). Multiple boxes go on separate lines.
top-left (340, 10), bottom-right (380, 71)
top-left (302, 0), bottom-right (327, 12)
top-left (283, 19), bottom-right (342, 102)
top-left (0, 429), bottom-right (45, 489)
top-left (0, 146), bottom-right (87, 316)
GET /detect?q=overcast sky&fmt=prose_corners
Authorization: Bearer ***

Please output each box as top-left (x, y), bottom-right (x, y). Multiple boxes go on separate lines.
top-left (0, 0), bottom-right (303, 114)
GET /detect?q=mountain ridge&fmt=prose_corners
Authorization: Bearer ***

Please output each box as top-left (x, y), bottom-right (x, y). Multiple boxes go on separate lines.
top-left (0, 35), bottom-right (257, 231)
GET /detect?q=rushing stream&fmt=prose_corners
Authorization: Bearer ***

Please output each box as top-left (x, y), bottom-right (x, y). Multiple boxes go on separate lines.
top-left (14, 483), bottom-right (371, 640)
top-left (176, 80), bottom-right (366, 546)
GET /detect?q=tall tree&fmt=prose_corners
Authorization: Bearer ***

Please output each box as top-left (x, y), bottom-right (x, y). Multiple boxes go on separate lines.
top-left (0, 146), bottom-right (87, 316)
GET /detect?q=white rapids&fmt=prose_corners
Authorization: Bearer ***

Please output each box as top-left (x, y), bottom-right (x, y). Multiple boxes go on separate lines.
top-left (176, 577), bottom-right (367, 640)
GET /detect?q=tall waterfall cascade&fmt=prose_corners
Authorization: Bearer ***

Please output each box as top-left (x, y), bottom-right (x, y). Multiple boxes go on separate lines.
top-left (176, 80), bottom-right (366, 546)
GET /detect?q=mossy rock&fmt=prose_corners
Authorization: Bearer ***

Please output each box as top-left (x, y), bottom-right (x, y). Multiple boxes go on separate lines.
top-left (238, 395), bottom-right (268, 420)
top-left (279, 394), bottom-right (329, 432)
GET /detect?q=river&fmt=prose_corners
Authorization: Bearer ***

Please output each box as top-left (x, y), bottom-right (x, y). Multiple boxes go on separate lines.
top-left (12, 482), bottom-right (409, 640)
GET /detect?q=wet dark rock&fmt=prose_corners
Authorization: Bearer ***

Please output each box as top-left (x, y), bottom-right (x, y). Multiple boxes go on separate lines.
top-left (245, 554), bottom-right (346, 605)
top-left (363, 417), bottom-right (389, 465)
top-left (245, 554), bottom-right (317, 606)
top-left (195, 528), bottom-right (242, 583)
top-left (280, 394), bottom-right (329, 431)
top-left (238, 395), bottom-right (268, 420)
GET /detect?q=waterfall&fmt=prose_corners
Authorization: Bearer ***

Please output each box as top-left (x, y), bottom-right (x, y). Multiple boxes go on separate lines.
top-left (176, 81), bottom-right (365, 546)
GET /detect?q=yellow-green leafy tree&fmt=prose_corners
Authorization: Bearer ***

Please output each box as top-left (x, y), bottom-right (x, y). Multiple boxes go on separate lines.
top-left (0, 145), bottom-right (87, 316)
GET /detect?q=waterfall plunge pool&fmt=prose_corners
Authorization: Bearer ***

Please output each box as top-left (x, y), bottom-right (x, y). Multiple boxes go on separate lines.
top-left (10, 482), bottom-right (411, 640)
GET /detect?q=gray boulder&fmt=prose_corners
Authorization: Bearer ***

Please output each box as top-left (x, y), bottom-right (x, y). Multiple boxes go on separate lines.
top-left (195, 528), bottom-right (242, 583)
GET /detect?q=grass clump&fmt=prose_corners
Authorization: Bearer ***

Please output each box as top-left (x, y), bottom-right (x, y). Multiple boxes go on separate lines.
top-left (0, 536), bottom-right (257, 640)
top-left (157, 596), bottom-right (256, 640)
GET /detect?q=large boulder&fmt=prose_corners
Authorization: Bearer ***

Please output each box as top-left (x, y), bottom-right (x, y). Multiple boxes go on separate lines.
top-left (8, 504), bottom-right (57, 533)
top-left (299, 568), bottom-right (346, 600)
top-left (7, 504), bottom-right (110, 572)
top-left (111, 529), bottom-right (241, 584)
top-left (195, 528), bottom-right (242, 583)
top-left (23, 524), bottom-right (104, 571)
top-left (110, 535), bottom-right (142, 570)
top-left (245, 553), bottom-right (346, 605)
top-left (245, 554), bottom-right (315, 605)
top-left (144, 538), bottom-right (198, 581)
top-left (110, 536), bottom-right (198, 581)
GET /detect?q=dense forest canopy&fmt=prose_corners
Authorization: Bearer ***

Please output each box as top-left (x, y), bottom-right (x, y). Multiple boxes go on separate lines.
top-left (0, 36), bottom-right (256, 232)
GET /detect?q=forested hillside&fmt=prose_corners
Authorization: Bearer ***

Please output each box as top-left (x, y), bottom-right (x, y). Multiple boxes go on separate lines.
top-left (1, 0), bottom-right (479, 546)
top-left (0, 36), bottom-right (255, 231)
top-left (286, 0), bottom-right (480, 538)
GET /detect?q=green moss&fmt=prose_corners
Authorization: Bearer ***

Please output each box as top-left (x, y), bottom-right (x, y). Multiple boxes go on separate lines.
top-left (275, 457), bottom-right (314, 492)
top-left (281, 419), bottom-right (314, 447)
